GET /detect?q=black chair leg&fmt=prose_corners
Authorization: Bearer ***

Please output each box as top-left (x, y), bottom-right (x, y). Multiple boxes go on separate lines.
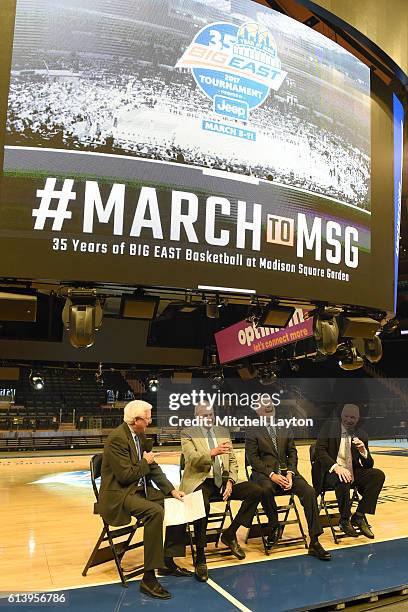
top-left (82, 528), bottom-right (107, 576)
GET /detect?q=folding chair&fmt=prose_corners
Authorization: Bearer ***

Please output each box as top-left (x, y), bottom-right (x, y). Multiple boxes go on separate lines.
top-left (244, 456), bottom-right (308, 554)
top-left (179, 453), bottom-right (234, 564)
top-left (309, 443), bottom-right (361, 544)
top-left (82, 454), bottom-right (144, 587)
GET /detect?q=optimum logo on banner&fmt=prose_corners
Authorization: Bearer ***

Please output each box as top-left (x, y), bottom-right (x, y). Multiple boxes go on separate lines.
top-left (176, 21), bottom-right (287, 139)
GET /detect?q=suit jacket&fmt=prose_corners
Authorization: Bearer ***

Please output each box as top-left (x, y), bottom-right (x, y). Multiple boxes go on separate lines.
top-left (313, 419), bottom-right (374, 494)
top-left (180, 426), bottom-right (238, 494)
top-left (98, 422), bottom-right (174, 526)
top-left (245, 426), bottom-right (298, 477)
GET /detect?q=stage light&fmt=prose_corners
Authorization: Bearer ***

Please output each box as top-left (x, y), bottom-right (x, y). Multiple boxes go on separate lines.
top-left (148, 376), bottom-right (159, 392)
top-left (237, 364), bottom-right (257, 380)
top-left (313, 308), bottom-right (340, 355)
top-left (259, 303), bottom-right (295, 328)
top-left (120, 294), bottom-right (159, 320)
top-left (338, 344), bottom-right (364, 371)
top-left (340, 316), bottom-right (381, 339)
top-left (211, 371), bottom-right (224, 388)
top-left (198, 285), bottom-right (255, 295)
top-left (29, 370), bottom-right (44, 390)
top-left (62, 289), bottom-right (103, 348)
top-left (289, 360), bottom-right (300, 372)
top-left (353, 336), bottom-right (383, 363)
top-left (206, 298), bottom-right (223, 319)
top-left (246, 301), bottom-right (263, 326)
top-left (258, 366), bottom-right (278, 385)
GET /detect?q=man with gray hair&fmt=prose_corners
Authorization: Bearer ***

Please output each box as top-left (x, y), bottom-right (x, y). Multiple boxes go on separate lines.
top-left (181, 402), bottom-right (262, 582)
top-left (315, 403), bottom-right (385, 539)
top-left (99, 400), bottom-right (192, 600)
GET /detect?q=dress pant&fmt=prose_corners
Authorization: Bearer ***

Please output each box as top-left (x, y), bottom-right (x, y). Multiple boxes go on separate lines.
top-left (251, 471), bottom-right (323, 538)
top-left (324, 467), bottom-right (385, 519)
top-left (193, 478), bottom-right (262, 548)
top-left (123, 485), bottom-right (186, 571)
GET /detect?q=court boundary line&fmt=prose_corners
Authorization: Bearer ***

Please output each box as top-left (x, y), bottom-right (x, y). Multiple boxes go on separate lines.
top-left (207, 578), bottom-right (252, 612)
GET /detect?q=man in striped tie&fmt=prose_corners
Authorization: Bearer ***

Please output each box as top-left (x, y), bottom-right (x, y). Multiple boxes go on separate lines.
top-left (181, 402), bottom-right (263, 582)
top-left (245, 398), bottom-right (331, 561)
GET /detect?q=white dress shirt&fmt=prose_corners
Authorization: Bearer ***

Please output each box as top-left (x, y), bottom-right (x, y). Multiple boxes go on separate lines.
top-left (330, 424), bottom-right (368, 472)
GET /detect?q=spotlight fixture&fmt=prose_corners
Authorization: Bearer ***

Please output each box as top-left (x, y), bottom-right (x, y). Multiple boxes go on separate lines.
top-left (62, 288), bottom-right (103, 348)
top-left (29, 370), bottom-right (44, 390)
top-left (259, 303), bottom-right (295, 328)
top-left (205, 296), bottom-right (223, 319)
top-left (148, 376), bottom-right (159, 392)
top-left (237, 364), bottom-right (257, 380)
top-left (338, 343), bottom-right (364, 371)
top-left (258, 366), bottom-right (277, 385)
top-left (313, 307), bottom-right (340, 355)
top-left (353, 336), bottom-right (383, 363)
top-left (211, 371), bottom-right (224, 389)
top-left (340, 316), bottom-right (381, 339)
top-left (289, 360), bottom-right (300, 372)
top-left (246, 301), bottom-right (263, 326)
top-left (120, 294), bottom-right (159, 320)
top-left (210, 352), bottom-right (219, 367)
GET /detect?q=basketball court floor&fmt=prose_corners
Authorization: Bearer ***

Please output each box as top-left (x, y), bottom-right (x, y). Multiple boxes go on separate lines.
top-left (1, 441), bottom-right (407, 611)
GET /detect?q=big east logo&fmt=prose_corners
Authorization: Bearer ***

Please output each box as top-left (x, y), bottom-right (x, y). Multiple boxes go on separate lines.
top-left (176, 21), bottom-right (287, 124)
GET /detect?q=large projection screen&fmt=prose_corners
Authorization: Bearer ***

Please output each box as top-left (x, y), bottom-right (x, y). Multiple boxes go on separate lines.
top-left (0, 0), bottom-right (396, 311)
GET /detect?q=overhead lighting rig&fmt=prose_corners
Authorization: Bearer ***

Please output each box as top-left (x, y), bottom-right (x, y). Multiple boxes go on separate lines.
top-left (62, 288), bottom-right (103, 348)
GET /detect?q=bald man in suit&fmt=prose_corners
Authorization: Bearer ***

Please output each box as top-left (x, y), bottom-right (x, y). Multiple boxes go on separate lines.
top-left (314, 403), bottom-right (385, 538)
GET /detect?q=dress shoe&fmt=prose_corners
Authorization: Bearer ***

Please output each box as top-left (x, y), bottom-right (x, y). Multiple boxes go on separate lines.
top-left (339, 519), bottom-right (359, 537)
top-left (140, 579), bottom-right (171, 599)
top-left (351, 513), bottom-right (374, 539)
top-left (307, 540), bottom-right (331, 561)
top-left (194, 562), bottom-right (208, 582)
top-left (266, 526), bottom-right (280, 547)
top-left (221, 532), bottom-right (246, 560)
top-left (158, 564), bottom-right (194, 577)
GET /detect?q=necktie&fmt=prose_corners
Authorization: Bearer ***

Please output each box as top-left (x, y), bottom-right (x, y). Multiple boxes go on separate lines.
top-left (267, 425), bottom-right (279, 455)
top-left (207, 430), bottom-right (223, 488)
top-left (343, 433), bottom-right (354, 482)
top-left (134, 435), bottom-right (148, 497)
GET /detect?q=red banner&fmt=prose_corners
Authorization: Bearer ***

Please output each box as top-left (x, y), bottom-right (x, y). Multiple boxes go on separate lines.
top-left (215, 309), bottom-right (313, 364)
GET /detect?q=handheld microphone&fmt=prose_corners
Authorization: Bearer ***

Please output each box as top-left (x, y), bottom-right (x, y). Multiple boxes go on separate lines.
top-left (145, 438), bottom-right (154, 452)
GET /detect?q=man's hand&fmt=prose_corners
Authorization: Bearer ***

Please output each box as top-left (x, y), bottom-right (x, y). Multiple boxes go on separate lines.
top-left (171, 490), bottom-right (185, 501)
top-left (143, 451), bottom-right (155, 464)
top-left (334, 465), bottom-right (353, 482)
top-left (271, 473), bottom-right (289, 488)
top-left (352, 437), bottom-right (366, 454)
top-left (282, 472), bottom-right (293, 491)
top-left (210, 441), bottom-right (231, 457)
top-left (222, 480), bottom-right (233, 501)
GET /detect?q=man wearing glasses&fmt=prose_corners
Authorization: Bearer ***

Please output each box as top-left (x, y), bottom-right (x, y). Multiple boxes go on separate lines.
top-left (99, 400), bottom-right (192, 600)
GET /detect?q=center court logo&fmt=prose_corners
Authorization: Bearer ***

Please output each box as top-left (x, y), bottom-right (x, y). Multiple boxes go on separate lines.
top-left (176, 20), bottom-right (287, 130)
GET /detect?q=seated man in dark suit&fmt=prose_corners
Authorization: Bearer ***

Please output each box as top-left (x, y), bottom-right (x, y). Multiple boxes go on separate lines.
top-left (315, 403), bottom-right (385, 538)
top-left (99, 400), bottom-right (192, 600)
top-left (245, 399), bottom-right (331, 561)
